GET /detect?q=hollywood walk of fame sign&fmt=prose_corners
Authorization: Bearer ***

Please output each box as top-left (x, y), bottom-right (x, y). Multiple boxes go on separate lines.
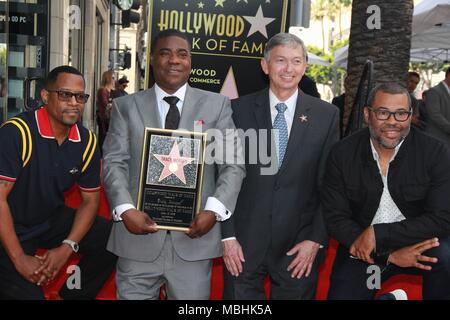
top-left (146, 0), bottom-right (288, 98)
top-left (137, 128), bottom-right (207, 231)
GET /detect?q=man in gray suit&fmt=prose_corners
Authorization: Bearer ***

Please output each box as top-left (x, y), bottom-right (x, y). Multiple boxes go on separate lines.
top-left (222, 33), bottom-right (339, 299)
top-left (102, 29), bottom-right (245, 300)
top-left (426, 67), bottom-right (450, 147)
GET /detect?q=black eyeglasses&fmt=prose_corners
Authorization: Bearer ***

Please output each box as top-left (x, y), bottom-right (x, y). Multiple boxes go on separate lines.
top-left (367, 107), bottom-right (412, 122)
top-left (46, 90), bottom-right (90, 103)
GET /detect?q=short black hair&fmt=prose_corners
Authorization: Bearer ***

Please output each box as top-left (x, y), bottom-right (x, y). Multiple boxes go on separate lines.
top-left (45, 65), bottom-right (84, 88)
top-left (151, 29), bottom-right (191, 54)
top-left (367, 82), bottom-right (411, 110)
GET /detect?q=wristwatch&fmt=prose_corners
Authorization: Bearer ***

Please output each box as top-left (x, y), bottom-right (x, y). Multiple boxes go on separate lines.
top-left (62, 239), bottom-right (79, 253)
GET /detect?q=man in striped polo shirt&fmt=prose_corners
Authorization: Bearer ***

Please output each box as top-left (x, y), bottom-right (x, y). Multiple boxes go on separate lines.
top-left (0, 66), bottom-right (116, 299)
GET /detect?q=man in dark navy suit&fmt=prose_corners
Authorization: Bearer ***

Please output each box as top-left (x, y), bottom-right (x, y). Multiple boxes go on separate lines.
top-left (222, 33), bottom-right (340, 300)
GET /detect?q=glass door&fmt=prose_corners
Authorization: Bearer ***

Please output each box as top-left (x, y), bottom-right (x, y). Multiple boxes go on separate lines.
top-left (0, 0), bottom-right (9, 122)
top-left (0, 0), bottom-right (49, 123)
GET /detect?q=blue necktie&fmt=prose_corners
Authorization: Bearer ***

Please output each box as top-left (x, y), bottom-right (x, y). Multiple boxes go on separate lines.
top-left (273, 103), bottom-right (288, 168)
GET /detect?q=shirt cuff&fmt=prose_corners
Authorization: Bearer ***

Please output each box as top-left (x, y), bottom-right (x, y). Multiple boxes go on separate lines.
top-left (113, 203), bottom-right (135, 221)
top-left (222, 237), bottom-right (237, 242)
top-left (205, 197), bottom-right (232, 221)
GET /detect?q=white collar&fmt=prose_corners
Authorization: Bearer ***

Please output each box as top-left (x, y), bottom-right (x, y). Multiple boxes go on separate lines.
top-left (155, 83), bottom-right (187, 104)
top-left (370, 138), bottom-right (404, 163)
top-left (269, 89), bottom-right (298, 112)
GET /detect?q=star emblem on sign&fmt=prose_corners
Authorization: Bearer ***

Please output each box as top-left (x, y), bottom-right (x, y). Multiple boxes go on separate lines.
top-left (154, 142), bottom-right (195, 185)
top-left (243, 5), bottom-right (276, 39)
top-left (300, 115), bottom-right (308, 122)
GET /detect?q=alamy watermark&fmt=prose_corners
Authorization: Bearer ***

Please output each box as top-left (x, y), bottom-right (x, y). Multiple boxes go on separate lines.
top-left (66, 265), bottom-right (81, 290)
top-left (366, 265), bottom-right (381, 290)
top-left (67, 5), bottom-right (81, 30)
top-left (366, 5), bottom-right (381, 30)
top-left (168, 124), bottom-right (288, 176)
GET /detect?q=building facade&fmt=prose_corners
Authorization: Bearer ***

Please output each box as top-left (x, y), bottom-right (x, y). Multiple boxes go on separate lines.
top-left (0, 0), bottom-right (136, 131)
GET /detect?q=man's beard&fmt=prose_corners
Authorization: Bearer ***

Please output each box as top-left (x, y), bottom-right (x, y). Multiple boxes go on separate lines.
top-left (61, 109), bottom-right (81, 126)
top-left (369, 124), bottom-right (410, 149)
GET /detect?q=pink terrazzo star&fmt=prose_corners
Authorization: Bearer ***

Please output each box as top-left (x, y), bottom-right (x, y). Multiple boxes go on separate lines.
top-left (154, 142), bottom-right (195, 184)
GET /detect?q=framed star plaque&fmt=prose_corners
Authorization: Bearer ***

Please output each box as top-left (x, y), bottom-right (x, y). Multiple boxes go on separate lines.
top-left (137, 128), bottom-right (207, 231)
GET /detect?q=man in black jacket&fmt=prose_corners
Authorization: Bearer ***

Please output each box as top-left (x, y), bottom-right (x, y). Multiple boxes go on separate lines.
top-left (322, 82), bottom-right (450, 300)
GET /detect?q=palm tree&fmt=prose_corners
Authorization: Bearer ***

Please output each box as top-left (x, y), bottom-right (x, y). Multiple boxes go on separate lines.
top-left (337, 0), bottom-right (352, 40)
top-left (343, 0), bottom-right (414, 132)
top-left (311, 0), bottom-right (328, 51)
top-left (311, 0), bottom-right (352, 56)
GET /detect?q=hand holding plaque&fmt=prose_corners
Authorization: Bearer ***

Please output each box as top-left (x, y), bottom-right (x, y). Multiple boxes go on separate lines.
top-left (186, 210), bottom-right (217, 238)
top-left (122, 209), bottom-right (159, 235)
top-left (137, 128), bottom-right (207, 232)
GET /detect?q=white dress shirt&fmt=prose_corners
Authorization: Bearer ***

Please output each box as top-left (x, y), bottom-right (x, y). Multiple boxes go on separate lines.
top-left (370, 139), bottom-right (406, 225)
top-left (154, 83), bottom-right (186, 126)
top-left (269, 89), bottom-right (298, 164)
top-left (112, 83), bottom-right (232, 222)
top-left (269, 88), bottom-right (298, 136)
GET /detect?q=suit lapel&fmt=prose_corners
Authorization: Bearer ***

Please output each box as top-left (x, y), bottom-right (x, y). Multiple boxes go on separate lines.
top-left (253, 89), bottom-right (272, 131)
top-left (278, 90), bottom-right (311, 175)
top-left (134, 87), bottom-right (162, 128)
top-left (178, 85), bottom-right (200, 131)
top-left (254, 89), bottom-right (277, 168)
top-left (439, 82), bottom-right (450, 99)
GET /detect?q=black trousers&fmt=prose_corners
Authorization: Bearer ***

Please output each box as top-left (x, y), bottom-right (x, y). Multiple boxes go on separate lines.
top-left (0, 206), bottom-right (117, 300)
top-left (328, 237), bottom-right (450, 300)
top-left (223, 246), bottom-right (324, 300)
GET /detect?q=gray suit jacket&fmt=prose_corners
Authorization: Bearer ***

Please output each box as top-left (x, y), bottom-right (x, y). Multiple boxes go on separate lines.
top-left (425, 82), bottom-right (450, 147)
top-left (102, 85), bottom-right (245, 262)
